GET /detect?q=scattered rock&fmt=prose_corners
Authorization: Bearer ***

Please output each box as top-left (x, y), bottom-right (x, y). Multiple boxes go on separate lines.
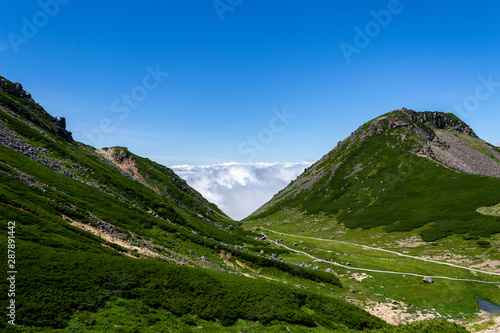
top-left (0, 122), bottom-right (78, 179)
top-left (423, 276), bottom-right (433, 284)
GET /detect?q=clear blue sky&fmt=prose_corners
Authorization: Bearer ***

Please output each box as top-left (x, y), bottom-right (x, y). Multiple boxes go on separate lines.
top-left (1, 0), bottom-right (500, 166)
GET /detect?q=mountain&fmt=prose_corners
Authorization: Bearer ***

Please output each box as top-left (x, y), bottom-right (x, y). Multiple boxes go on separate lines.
top-left (248, 108), bottom-right (500, 242)
top-left (1, 75), bottom-right (418, 332)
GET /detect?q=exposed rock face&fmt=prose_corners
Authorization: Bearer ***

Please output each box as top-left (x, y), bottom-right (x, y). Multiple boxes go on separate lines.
top-left (96, 146), bottom-right (229, 230)
top-left (96, 147), bottom-right (151, 188)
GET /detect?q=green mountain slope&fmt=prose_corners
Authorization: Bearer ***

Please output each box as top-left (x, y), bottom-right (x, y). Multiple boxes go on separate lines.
top-left (248, 108), bottom-right (500, 242)
top-left (0, 75), bottom-right (400, 332)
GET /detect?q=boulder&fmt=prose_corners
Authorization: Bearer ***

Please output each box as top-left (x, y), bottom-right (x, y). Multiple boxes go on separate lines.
top-left (423, 276), bottom-right (433, 284)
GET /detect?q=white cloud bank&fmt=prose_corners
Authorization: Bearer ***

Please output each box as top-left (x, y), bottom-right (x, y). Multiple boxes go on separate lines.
top-left (170, 162), bottom-right (313, 220)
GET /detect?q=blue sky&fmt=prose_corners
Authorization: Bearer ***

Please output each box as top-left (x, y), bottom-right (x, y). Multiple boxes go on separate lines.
top-left (1, 1), bottom-right (500, 166)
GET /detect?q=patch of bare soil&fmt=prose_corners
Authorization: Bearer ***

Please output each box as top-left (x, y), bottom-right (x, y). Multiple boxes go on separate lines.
top-left (62, 214), bottom-right (185, 265)
top-left (471, 260), bottom-right (500, 274)
top-left (220, 250), bottom-right (255, 278)
top-left (394, 236), bottom-right (427, 248)
top-left (357, 299), bottom-right (444, 325)
top-left (352, 272), bottom-right (371, 282)
top-left (96, 148), bottom-right (151, 189)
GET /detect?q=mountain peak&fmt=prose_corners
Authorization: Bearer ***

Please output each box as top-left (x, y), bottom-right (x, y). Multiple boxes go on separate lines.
top-left (250, 109), bottom-right (500, 242)
top-left (342, 108), bottom-right (496, 177)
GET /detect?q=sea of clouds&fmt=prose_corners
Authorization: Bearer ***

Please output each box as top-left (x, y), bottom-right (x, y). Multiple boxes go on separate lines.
top-left (170, 162), bottom-right (313, 220)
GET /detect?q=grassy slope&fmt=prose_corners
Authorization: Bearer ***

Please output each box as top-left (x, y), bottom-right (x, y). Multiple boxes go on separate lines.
top-left (0, 127), bottom-right (370, 331)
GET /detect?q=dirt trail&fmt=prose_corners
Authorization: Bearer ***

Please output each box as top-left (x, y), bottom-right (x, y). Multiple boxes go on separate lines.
top-left (264, 230), bottom-right (500, 284)
top-left (264, 229), bottom-right (500, 279)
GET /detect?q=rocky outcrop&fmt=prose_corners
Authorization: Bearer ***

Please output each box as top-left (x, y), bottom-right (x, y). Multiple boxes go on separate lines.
top-left (387, 108), bottom-right (478, 138)
top-left (0, 78), bottom-right (34, 102)
top-left (414, 111), bottom-right (477, 138)
top-left (52, 116), bottom-right (74, 142)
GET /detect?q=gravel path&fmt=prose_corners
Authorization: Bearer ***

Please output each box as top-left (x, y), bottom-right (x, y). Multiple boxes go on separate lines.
top-left (263, 229), bottom-right (500, 284)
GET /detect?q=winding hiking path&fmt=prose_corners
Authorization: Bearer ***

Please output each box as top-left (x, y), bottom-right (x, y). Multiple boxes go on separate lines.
top-left (262, 228), bottom-right (500, 284)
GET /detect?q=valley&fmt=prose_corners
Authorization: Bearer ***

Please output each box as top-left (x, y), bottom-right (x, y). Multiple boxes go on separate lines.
top-left (244, 208), bottom-right (500, 329)
top-left (2, 75), bottom-right (498, 332)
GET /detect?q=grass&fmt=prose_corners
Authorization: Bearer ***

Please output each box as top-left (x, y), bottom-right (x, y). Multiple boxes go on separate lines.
top-left (245, 209), bottom-right (500, 321)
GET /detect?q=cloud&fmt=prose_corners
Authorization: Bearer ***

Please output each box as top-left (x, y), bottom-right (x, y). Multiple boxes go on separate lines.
top-left (171, 162), bottom-right (313, 220)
